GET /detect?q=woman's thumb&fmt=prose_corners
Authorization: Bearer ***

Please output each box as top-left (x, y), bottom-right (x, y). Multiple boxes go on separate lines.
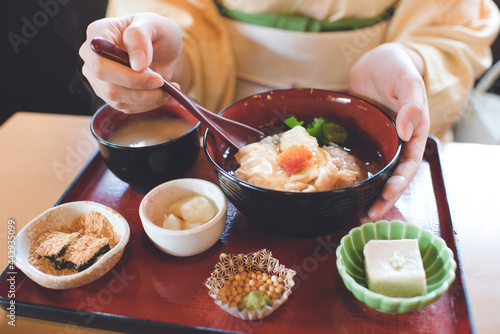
top-left (122, 25), bottom-right (153, 72)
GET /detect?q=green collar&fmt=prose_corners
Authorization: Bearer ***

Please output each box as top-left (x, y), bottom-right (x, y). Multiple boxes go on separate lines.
top-left (219, 6), bottom-right (395, 32)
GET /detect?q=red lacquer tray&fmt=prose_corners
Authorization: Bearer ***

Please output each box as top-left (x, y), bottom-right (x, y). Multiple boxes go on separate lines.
top-left (0, 137), bottom-right (472, 333)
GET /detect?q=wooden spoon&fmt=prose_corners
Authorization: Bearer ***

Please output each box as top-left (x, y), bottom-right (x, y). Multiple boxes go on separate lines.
top-left (90, 37), bottom-right (265, 149)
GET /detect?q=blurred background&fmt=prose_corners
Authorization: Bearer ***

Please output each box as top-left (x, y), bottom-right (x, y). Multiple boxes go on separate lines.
top-left (1, 0), bottom-right (108, 125)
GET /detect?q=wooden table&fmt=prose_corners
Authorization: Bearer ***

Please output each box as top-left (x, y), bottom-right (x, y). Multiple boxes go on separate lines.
top-left (0, 112), bottom-right (498, 333)
top-left (440, 142), bottom-right (500, 333)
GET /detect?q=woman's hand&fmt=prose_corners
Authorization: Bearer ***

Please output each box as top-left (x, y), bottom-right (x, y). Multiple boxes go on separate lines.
top-left (79, 12), bottom-right (189, 113)
top-left (349, 43), bottom-right (430, 222)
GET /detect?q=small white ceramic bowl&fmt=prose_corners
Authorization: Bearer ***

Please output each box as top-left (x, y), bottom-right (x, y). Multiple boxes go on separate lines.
top-left (139, 178), bottom-right (228, 257)
top-left (15, 201), bottom-right (130, 289)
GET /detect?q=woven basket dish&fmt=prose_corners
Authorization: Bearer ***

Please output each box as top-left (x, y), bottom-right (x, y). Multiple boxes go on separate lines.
top-left (205, 249), bottom-right (296, 320)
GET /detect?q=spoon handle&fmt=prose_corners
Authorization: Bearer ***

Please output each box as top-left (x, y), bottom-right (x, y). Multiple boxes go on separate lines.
top-left (90, 37), bottom-right (263, 149)
top-left (89, 37), bottom-right (131, 67)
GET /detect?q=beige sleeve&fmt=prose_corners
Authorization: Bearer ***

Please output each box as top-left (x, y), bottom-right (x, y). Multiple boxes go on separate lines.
top-left (385, 0), bottom-right (500, 138)
top-left (106, 0), bottom-right (236, 113)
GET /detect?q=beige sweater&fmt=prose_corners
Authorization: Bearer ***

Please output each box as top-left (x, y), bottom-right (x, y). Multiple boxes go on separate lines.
top-left (107, 0), bottom-right (500, 138)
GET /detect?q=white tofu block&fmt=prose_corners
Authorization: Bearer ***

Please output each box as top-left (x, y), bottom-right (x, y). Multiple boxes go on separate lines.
top-left (363, 239), bottom-right (427, 297)
top-left (162, 214), bottom-right (183, 230)
top-left (183, 221), bottom-right (204, 230)
top-left (177, 196), bottom-right (215, 224)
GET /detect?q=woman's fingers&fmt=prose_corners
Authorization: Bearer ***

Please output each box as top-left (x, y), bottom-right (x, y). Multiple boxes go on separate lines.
top-left (83, 53), bottom-right (164, 89)
top-left (361, 190), bottom-right (402, 223)
top-left (123, 25), bottom-right (153, 72)
top-left (83, 67), bottom-right (169, 113)
top-left (363, 103), bottom-right (429, 222)
top-left (79, 13), bottom-right (183, 113)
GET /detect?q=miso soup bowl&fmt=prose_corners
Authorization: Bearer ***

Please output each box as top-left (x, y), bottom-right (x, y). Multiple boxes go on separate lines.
top-left (91, 100), bottom-right (201, 193)
top-left (204, 89), bottom-right (402, 238)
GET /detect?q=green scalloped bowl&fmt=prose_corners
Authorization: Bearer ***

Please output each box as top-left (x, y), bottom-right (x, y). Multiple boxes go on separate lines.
top-left (336, 220), bottom-right (457, 314)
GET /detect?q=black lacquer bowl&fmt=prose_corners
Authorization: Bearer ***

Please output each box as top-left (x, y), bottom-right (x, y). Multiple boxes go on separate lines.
top-left (204, 89), bottom-right (401, 238)
top-left (91, 100), bottom-right (200, 193)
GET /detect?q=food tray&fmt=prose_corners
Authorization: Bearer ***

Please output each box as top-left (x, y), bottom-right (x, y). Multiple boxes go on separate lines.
top-left (0, 137), bottom-right (472, 333)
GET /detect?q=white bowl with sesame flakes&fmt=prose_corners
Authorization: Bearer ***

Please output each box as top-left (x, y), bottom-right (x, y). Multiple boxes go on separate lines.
top-left (139, 178), bottom-right (228, 257)
top-left (14, 201), bottom-right (130, 289)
